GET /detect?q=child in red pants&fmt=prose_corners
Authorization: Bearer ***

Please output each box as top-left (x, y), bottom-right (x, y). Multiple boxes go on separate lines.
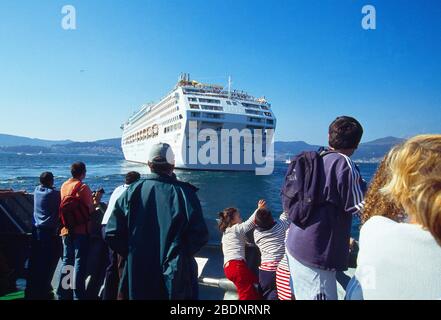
top-left (219, 201), bottom-right (264, 300)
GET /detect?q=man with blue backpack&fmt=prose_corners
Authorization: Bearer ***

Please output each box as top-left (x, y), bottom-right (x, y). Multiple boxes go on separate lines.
top-left (281, 116), bottom-right (366, 300)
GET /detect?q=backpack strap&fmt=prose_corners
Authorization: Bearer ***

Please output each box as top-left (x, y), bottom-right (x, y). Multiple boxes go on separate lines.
top-left (319, 149), bottom-right (337, 158)
top-left (70, 181), bottom-right (83, 197)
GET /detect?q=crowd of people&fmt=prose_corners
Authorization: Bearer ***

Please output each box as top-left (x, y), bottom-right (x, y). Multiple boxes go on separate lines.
top-left (25, 144), bottom-right (209, 300)
top-left (24, 116), bottom-right (441, 300)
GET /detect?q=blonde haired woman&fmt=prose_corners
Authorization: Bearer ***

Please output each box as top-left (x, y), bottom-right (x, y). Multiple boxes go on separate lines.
top-left (359, 155), bottom-right (406, 225)
top-left (346, 135), bottom-right (441, 300)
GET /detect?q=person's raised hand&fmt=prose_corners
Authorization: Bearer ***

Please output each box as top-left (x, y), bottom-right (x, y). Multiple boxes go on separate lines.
top-left (258, 199), bottom-right (266, 209)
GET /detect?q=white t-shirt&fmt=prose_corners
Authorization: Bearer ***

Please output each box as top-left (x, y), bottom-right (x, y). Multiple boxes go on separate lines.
top-left (221, 210), bottom-right (257, 265)
top-left (347, 216), bottom-right (441, 300)
top-left (101, 184), bottom-right (129, 225)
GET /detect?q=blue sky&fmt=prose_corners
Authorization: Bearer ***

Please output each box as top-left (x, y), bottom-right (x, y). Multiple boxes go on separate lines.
top-left (0, 0), bottom-right (440, 145)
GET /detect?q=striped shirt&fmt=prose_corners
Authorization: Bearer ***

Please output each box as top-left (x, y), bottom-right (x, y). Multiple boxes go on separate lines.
top-left (276, 260), bottom-right (292, 300)
top-left (221, 210), bottom-right (257, 266)
top-left (277, 229), bottom-right (292, 300)
top-left (254, 212), bottom-right (290, 271)
top-left (278, 229), bottom-right (290, 270)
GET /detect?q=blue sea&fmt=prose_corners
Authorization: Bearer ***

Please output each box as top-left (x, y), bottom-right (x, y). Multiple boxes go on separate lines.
top-left (0, 152), bottom-right (378, 243)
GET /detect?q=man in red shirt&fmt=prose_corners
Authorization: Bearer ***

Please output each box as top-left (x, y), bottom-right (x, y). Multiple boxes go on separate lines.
top-left (57, 162), bottom-right (95, 300)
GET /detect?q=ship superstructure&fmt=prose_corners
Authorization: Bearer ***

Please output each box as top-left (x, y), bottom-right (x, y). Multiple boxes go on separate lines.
top-left (121, 74), bottom-right (276, 171)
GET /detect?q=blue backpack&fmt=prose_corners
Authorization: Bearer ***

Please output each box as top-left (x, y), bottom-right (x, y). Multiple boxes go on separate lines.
top-left (281, 150), bottom-right (332, 228)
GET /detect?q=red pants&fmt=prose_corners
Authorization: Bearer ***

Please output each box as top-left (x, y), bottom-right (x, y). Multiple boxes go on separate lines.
top-left (224, 260), bottom-right (262, 300)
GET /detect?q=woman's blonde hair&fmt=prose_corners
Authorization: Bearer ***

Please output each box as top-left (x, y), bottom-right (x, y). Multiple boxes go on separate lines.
top-left (381, 134), bottom-right (441, 245)
top-left (361, 155), bottom-right (405, 225)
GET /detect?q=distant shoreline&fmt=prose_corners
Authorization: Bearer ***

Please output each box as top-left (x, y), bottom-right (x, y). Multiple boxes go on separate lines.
top-left (0, 151), bottom-right (124, 158)
top-left (0, 134), bottom-right (401, 164)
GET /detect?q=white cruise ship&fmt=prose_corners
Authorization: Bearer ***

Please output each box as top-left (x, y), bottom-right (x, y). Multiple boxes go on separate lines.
top-left (121, 74), bottom-right (277, 171)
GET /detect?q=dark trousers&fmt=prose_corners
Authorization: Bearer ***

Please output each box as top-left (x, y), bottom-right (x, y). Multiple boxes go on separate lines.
top-left (57, 234), bottom-right (89, 300)
top-left (101, 225), bottom-right (129, 300)
top-left (85, 235), bottom-right (108, 300)
top-left (190, 258), bottom-right (199, 300)
top-left (259, 269), bottom-right (278, 300)
top-left (101, 225), bottom-right (118, 300)
top-left (25, 227), bottom-right (60, 300)
top-left (102, 247), bottom-right (119, 300)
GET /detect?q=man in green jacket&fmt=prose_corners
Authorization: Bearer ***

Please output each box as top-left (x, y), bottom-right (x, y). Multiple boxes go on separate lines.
top-left (105, 143), bottom-right (209, 300)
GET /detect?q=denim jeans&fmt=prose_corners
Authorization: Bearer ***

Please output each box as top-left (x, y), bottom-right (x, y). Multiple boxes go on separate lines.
top-left (287, 251), bottom-right (337, 300)
top-left (57, 234), bottom-right (89, 300)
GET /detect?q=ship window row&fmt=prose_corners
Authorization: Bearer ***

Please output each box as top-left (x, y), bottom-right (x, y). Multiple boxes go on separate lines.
top-left (225, 101), bottom-right (238, 106)
top-left (123, 125), bottom-right (159, 145)
top-left (245, 109), bottom-right (263, 115)
top-left (146, 100), bottom-right (177, 122)
top-left (149, 95), bottom-right (175, 113)
top-left (161, 106), bottom-right (180, 118)
top-left (205, 113), bottom-right (224, 119)
top-left (242, 103), bottom-right (260, 109)
top-left (248, 117), bottom-right (264, 123)
top-left (190, 104), bottom-right (223, 111)
top-left (245, 109), bottom-right (273, 117)
top-left (184, 88), bottom-right (201, 94)
top-left (188, 97), bottom-right (198, 102)
top-left (190, 112), bottom-right (224, 119)
top-left (201, 105), bottom-right (223, 111)
top-left (164, 122), bottom-right (182, 134)
top-left (242, 102), bottom-right (270, 110)
top-left (162, 114), bottom-right (183, 126)
top-left (199, 98), bottom-right (221, 104)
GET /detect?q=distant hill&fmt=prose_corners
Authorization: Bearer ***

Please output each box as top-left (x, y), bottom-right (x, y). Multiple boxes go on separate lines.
top-left (273, 141), bottom-right (321, 161)
top-left (353, 137), bottom-right (405, 162)
top-left (0, 134), bottom-right (122, 156)
top-left (0, 133), bottom-right (72, 147)
top-left (361, 136), bottom-right (404, 146)
top-left (51, 138), bottom-right (122, 155)
top-left (94, 138), bottom-right (122, 148)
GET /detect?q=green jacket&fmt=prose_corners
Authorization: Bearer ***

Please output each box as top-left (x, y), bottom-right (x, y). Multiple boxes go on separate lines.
top-left (105, 173), bottom-right (209, 300)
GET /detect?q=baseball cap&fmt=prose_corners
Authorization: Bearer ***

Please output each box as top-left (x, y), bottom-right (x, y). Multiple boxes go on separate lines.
top-left (148, 143), bottom-right (175, 165)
